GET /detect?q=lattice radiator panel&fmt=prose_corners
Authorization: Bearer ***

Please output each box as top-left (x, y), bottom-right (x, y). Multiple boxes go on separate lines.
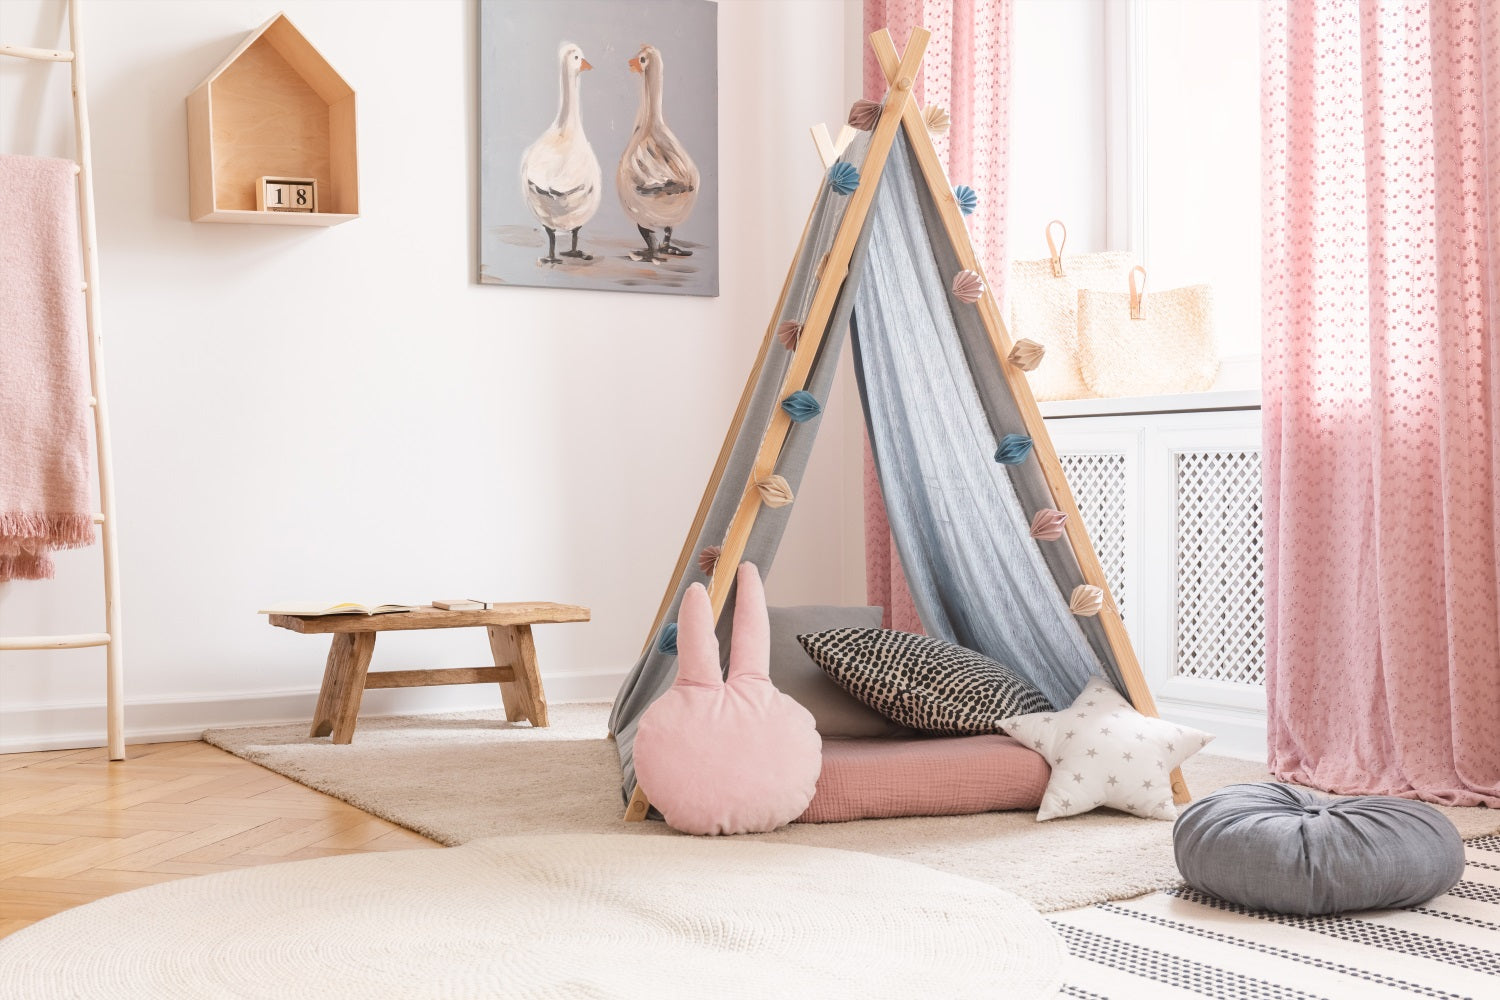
top-left (1058, 452), bottom-right (1128, 621)
top-left (1173, 450), bottom-right (1266, 686)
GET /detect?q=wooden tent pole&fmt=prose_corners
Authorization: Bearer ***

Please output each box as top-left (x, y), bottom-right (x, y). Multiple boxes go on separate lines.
top-left (638, 246), bottom-right (796, 660)
top-left (625, 29), bottom-right (932, 821)
top-left (869, 33), bottom-right (1189, 804)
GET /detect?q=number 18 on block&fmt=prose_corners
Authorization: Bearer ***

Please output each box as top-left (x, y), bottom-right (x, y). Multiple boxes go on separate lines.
top-left (257, 176), bottom-right (318, 213)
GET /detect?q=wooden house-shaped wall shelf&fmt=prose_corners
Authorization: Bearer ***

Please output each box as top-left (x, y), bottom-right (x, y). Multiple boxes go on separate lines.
top-left (187, 13), bottom-right (357, 226)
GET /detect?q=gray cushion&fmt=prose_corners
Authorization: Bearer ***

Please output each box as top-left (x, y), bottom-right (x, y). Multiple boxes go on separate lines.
top-left (1173, 782), bottom-right (1464, 915)
top-left (768, 606), bottom-right (907, 738)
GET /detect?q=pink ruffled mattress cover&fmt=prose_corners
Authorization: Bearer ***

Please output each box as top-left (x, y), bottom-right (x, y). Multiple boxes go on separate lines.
top-left (796, 733), bottom-right (1050, 824)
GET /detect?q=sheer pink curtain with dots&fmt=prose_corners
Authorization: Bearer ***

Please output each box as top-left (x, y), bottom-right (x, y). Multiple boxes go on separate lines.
top-left (861, 0), bottom-right (1013, 631)
top-left (1262, 1), bottom-right (1500, 806)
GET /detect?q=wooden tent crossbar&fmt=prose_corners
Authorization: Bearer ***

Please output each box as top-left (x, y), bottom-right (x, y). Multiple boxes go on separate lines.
top-left (867, 31), bottom-right (1186, 804)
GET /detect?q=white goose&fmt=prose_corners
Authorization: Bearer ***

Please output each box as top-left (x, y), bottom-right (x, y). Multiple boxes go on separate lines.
top-left (520, 43), bottom-right (601, 264)
top-left (617, 44), bottom-right (699, 263)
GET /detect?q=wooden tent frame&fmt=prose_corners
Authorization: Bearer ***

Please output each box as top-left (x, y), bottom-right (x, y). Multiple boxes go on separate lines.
top-left (625, 27), bottom-right (1188, 821)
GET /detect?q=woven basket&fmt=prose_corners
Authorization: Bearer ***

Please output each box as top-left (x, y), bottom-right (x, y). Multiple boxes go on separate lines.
top-left (1008, 221), bottom-right (1137, 401)
top-left (1077, 266), bottom-right (1220, 398)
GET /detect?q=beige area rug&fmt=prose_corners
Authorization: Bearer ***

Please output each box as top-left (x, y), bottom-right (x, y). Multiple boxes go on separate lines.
top-left (205, 704), bottom-right (1500, 913)
top-left (0, 833), bottom-right (1066, 1000)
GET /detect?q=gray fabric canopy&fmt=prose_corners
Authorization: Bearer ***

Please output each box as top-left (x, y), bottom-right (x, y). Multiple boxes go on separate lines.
top-left (609, 127), bottom-right (1123, 805)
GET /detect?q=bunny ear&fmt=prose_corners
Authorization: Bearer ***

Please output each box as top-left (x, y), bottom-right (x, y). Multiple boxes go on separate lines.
top-left (726, 563), bottom-right (771, 682)
top-left (672, 583), bottom-right (723, 687)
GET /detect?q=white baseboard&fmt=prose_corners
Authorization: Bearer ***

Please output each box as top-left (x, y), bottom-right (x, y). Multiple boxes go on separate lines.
top-left (0, 670), bottom-right (627, 755)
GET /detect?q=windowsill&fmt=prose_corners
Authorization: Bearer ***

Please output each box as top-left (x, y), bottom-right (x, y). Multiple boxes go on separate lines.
top-left (1038, 387), bottom-right (1262, 419)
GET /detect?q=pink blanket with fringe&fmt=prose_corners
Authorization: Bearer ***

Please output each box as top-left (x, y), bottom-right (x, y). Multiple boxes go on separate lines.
top-left (0, 154), bottom-right (94, 580)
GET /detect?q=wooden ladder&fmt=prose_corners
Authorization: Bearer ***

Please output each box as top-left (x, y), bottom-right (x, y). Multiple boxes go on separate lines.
top-left (1, 0), bottom-right (126, 760)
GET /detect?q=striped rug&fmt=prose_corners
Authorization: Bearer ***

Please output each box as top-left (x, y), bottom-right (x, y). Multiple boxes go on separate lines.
top-left (1053, 835), bottom-right (1500, 999)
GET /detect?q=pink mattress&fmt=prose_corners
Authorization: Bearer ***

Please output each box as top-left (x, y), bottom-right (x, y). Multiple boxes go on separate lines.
top-left (796, 734), bottom-right (1050, 824)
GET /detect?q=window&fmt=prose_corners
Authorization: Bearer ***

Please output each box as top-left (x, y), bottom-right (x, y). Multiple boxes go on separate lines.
top-left (1010, 0), bottom-right (1263, 391)
top-left (1117, 0), bottom-right (1263, 373)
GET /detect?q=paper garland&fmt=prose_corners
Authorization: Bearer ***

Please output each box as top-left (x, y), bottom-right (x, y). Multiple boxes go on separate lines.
top-left (847, 98), bottom-right (882, 131)
top-left (951, 270), bottom-right (985, 303)
top-left (697, 545), bottom-right (722, 575)
top-left (780, 391), bottom-right (822, 423)
top-left (1068, 585), bottom-right (1105, 617)
top-left (776, 320), bottom-right (802, 350)
top-left (993, 434), bottom-right (1034, 465)
top-left (828, 162), bottom-right (860, 196)
top-left (1007, 338), bottom-right (1046, 372)
top-left (954, 185), bottom-right (978, 216)
top-left (756, 475), bottom-right (795, 508)
top-left (1029, 509), bottom-right (1068, 541)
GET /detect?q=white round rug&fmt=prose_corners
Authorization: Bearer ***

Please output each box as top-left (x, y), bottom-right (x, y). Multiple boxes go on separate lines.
top-left (0, 833), bottom-right (1064, 999)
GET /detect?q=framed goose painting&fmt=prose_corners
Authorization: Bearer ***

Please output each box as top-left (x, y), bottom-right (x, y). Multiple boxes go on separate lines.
top-left (479, 0), bottom-right (719, 297)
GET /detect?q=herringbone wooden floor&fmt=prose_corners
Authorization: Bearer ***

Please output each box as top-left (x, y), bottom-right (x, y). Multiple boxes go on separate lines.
top-left (0, 740), bottom-right (440, 938)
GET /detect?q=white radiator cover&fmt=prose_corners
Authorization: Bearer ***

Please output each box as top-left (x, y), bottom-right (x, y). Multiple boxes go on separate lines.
top-left (1044, 391), bottom-right (1266, 760)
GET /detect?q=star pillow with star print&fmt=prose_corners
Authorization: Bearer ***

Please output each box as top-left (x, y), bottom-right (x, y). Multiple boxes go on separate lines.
top-left (999, 679), bottom-right (1213, 821)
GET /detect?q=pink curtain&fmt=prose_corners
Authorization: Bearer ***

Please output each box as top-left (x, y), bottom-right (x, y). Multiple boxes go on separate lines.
top-left (1263, 1), bottom-right (1500, 806)
top-left (861, 0), bottom-right (1013, 630)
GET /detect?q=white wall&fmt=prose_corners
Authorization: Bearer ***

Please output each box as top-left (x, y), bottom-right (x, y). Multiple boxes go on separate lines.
top-left (0, 0), bottom-right (867, 750)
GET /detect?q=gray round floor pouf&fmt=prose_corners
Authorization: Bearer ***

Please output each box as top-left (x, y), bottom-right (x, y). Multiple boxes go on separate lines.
top-left (1173, 782), bottom-right (1464, 915)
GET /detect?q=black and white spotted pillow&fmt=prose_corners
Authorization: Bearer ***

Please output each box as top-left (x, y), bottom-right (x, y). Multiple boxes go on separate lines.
top-left (795, 629), bottom-right (1053, 735)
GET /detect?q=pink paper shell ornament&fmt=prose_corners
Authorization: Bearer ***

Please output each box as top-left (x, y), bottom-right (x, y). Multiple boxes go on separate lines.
top-left (847, 98), bottom-right (882, 131)
top-left (1008, 338), bottom-right (1046, 372)
top-left (632, 563), bottom-right (822, 835)
top-left (951, 270), bottom-right (985, 304)
top-left (1029, 509), bottom-right (1068, 541)
top-left (756, 475), bottom-right (795, 508)
top-left (697, 545), bottom-right (722, 575)
top-left (1069, 584), bottom-right (1105, 617)
top-left (776, 320), bottom-right (802, 351)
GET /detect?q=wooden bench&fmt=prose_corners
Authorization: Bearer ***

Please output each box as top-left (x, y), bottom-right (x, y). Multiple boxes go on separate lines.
top-left (268, 603), bottom-right (590, 744)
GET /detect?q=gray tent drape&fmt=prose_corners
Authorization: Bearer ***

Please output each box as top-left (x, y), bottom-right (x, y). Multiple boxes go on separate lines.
top-left (851, 132), bottom-right (1121, 709)
top-left (609, 128), bottom-right (1125, 804)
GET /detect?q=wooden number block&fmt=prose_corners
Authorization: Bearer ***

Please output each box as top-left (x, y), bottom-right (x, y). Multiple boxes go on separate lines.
top-left (287, 182), bottom-right (316, 212)
top-left (257, 176), bottom-right (317, 213)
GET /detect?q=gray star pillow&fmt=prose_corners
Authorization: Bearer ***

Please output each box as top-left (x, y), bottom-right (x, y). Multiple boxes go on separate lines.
top-left (1000, 679), bottom-right (1213, 821)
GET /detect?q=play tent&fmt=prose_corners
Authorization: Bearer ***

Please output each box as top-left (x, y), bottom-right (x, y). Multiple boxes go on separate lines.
top-left (609, 28), bottom-right (1185, 819)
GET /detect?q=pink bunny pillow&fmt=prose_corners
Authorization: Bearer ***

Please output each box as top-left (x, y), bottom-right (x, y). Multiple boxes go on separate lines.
top-left (633, 562), bottom-right (822, 836)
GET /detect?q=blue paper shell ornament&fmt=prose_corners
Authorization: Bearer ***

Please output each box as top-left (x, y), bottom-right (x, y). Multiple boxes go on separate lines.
top-left (994, 434), bottom-right (1034, 465)
top-left (657, 622), bottom-right (679, 656)
top-left (828, 162), bottom-right (861, 196)
top-left (780, 391), bottom-right (823, 423)
top-left (954, 185), bottom-right (978, 216)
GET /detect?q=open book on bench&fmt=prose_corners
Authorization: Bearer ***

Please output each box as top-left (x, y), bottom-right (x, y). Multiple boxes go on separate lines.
top-left (258, 602), bottom-right (417, 617)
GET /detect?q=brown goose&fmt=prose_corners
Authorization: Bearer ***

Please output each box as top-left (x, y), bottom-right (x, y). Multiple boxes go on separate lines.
top-left (617, 44), bottom-right (699, 263)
